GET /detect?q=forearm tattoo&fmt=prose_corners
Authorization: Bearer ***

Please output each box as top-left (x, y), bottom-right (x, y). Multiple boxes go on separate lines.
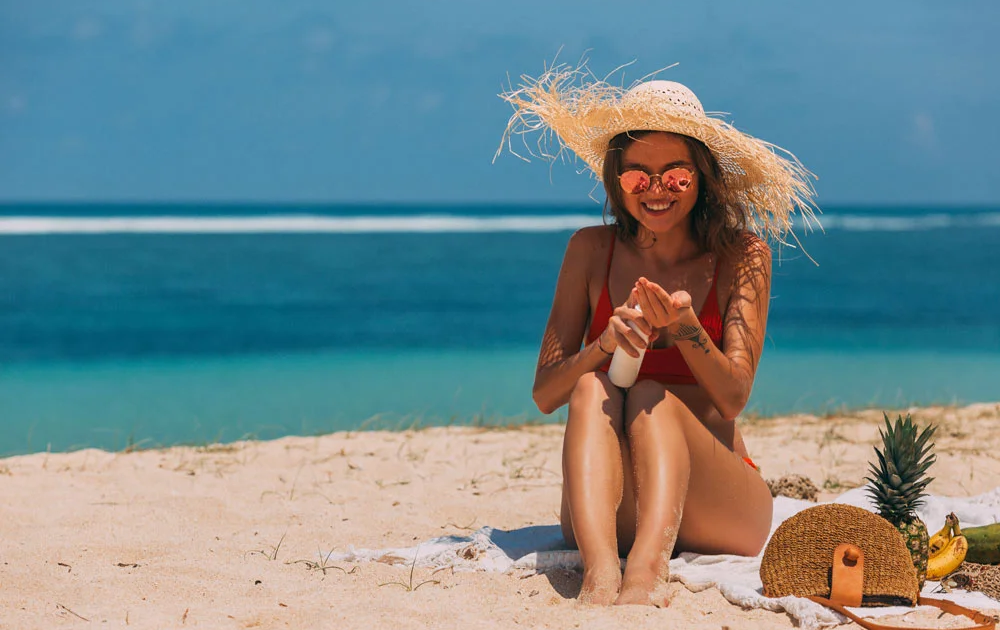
top-left (670, 323), bottom-right (710, 354)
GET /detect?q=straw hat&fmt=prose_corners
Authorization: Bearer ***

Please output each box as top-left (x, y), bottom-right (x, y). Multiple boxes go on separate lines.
top-left (496, 64), bottom-right (819, 242)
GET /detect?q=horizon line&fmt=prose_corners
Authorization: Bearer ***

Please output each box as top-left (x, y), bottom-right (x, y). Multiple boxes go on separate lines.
top-left (1, 200), bottom-right (999, 211)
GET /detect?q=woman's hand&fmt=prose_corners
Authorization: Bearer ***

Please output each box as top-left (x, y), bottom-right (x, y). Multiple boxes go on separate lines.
top-left (634, 277), bottom-right (694, 330)
top-left (597, 289), bottom-right (660, 358)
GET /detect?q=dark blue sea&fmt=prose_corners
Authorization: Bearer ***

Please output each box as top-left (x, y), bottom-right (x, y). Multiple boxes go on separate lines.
top-left (2, 203), bottom-right (998, 456)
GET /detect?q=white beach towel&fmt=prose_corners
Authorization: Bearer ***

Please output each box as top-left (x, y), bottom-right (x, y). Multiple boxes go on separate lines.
top-left (331, 487), bottom-right (1000, 629)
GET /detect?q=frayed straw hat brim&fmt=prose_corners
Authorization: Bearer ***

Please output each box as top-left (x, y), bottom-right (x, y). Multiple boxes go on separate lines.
top-left (496, 64), bottom-right (819, 243)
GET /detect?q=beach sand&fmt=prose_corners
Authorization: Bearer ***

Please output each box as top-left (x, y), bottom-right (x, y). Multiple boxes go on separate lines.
top-left (2, 403), bottom-right (999, 629)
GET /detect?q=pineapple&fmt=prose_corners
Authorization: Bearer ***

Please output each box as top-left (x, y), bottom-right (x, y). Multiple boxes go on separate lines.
top-left (864, 413), bottom-right (937, 588)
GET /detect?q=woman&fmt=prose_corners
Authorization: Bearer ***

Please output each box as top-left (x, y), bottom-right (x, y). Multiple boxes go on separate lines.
top-left (499, 72), bottom-right (817, 606)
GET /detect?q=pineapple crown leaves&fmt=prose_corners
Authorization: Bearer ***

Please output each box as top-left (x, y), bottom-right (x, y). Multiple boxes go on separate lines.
top-left (863, 413), bottom-right (937, 519)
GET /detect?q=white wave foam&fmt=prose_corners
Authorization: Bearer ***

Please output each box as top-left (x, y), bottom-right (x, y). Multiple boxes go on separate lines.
top-left (0, 212), bottom-right (997, 235)
top-left (800, 212), bottom-right (1000, 231)
top-left (0, 214), bottom-right (599, 235)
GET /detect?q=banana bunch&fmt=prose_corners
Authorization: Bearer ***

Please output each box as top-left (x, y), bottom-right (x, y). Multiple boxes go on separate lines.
top-left (926, 512), bottom-right (968, 581)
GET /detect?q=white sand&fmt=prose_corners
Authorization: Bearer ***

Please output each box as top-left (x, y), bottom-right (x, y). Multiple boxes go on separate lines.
top-left (2, 403), bottom-right (999, 629)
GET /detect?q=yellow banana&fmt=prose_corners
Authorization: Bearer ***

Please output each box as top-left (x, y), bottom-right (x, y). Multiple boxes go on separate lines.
top-left (928, 514), bottom-right (955, 556)
top-left (926, 515), bottom-right (968, 581)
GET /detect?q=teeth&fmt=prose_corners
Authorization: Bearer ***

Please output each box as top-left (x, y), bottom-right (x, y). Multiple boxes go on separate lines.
top-left (645, 201), bottom-right (672, 211)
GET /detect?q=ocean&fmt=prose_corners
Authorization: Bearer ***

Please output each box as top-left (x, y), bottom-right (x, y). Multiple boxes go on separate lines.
top-left (1, 203), bottom-right (998, 456)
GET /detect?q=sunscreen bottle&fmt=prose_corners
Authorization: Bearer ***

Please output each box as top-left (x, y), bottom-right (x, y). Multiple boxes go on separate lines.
top-left (607, 304), bottom-right (649, 388)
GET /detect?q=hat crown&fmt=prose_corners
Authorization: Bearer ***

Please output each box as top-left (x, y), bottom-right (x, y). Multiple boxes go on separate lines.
top-left (622, 81), bottom-right (705, 118)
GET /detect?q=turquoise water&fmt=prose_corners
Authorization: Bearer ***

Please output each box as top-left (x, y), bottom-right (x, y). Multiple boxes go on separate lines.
top-left (1, 350), bottom-right (541, 453)
top-left (4, 347), bottom-right (999, 455)
top-left (1, 204), bottom-right (999, 455)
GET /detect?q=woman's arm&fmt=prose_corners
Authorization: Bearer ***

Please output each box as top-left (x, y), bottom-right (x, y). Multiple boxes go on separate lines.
top-left (637, 235), bottom-right (771, 420)
top-left (532, 228), bottom-right (650, 414)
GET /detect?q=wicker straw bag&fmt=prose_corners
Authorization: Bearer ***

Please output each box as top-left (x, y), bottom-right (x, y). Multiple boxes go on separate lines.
top-left (760, 504), bottom-right (995, 630)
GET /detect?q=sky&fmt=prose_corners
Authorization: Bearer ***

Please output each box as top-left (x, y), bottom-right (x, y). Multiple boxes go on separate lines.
top-left (1, 0), bottom-right (998, 206)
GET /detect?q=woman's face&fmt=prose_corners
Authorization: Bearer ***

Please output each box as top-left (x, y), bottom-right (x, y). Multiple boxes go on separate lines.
top-left (619, 132), bottom-right (699, 236)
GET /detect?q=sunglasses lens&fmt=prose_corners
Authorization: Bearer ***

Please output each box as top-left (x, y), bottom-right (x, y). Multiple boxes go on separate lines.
top-left (664, 169), bottom-right (693, 192)
top-left (619, 171), bottom-right (649, 194)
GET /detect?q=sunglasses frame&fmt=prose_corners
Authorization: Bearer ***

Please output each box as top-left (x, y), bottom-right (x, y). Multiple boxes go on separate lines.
top-left (618, 167), bottom-right (695, 195)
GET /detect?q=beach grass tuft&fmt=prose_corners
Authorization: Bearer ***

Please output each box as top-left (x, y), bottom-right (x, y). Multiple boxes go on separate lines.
top-left (377, 546), bottom-right (441, 592)
top-left (288, 548), bottom-right (358, 576)
top-left (122, 433), bottom-right (157, 453)
top-left (56, 603), bottom-right (90, 622)
top-left (247, 531), bottom-right (287, 562)
top-left (441, 516), bottom-right (478, 531)
top-left (260, 463), bottom-right (306, 502)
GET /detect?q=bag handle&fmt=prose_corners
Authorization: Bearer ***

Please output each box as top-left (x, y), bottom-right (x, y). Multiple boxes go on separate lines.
top-left (808, 595), bottom-right (996, 630)
top-left (809, 544), bottom-right (996, 629)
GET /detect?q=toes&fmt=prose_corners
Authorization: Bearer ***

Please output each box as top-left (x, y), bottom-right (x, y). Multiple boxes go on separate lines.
top-left (578, 565), bottom-right (623, 606)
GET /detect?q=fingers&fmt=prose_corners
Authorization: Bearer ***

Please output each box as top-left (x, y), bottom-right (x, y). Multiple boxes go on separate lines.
top-left (671, 290), bottom-right (692, 310)
top-left (626, 287), bottom-right (640, 309)
top-left (609, 316), bottom-right (647, 357)
top-left (634, 283), bottom-right (653, 316)
top-left (636, 280), bottom-right (672, 326)
top-left (612, 297), bottom-right (654, 339)
top-left (645, 328), bottom-right (660, 347)
top-left (616, 279), bottom-right (694, 342)
top-left (640, 278), bottom-right (673, 303)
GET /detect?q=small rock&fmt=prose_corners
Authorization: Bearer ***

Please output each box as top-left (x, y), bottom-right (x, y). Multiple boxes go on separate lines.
top-left (766, 474), bottom-right (819, 502)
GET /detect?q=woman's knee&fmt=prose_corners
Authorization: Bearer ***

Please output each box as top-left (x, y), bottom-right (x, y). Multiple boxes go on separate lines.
top-left (625, 380), bottom-right (691, 433)
top-left (568, 371), bottom-right (620, 416)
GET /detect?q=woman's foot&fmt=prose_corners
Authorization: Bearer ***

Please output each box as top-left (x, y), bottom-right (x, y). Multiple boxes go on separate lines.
top-left (615, 563), bottom-right (671, 607)
top-left (578, 561), bottom-right (622, 606)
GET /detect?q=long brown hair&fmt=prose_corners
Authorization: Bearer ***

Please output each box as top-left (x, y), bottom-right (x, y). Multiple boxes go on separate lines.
top-left (601, 131), bottom-right (746, 260)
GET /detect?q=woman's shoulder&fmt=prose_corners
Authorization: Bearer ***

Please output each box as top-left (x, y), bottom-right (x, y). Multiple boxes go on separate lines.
top-left (718, 231), bottom-right (772, 268)
top-left (564, 224), bottom-right (614, 261)
top-left (569, 224), bottom-right (614, 246)
top-left (558, 225), bottom-right (614, 287)
top-left (716, 231), bottom-right (772, 298)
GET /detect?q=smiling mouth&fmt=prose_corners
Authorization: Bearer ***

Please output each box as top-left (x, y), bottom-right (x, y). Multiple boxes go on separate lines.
top-left (642, 199), bottom-right (675, 214)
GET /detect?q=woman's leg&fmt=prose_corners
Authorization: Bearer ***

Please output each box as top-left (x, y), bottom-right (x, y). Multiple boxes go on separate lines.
top-left (559, 371), bottom-right (627, 605)
top-left (615, 380), bottom-right (773, 606)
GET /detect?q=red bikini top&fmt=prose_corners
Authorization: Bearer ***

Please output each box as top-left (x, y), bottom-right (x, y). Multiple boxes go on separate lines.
top-left (586, 234), bottom-right (724, 385)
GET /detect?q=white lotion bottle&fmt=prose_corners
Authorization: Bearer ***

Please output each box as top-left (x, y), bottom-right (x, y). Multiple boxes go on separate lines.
top-left (607, 304), bottom-right (649, 388)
